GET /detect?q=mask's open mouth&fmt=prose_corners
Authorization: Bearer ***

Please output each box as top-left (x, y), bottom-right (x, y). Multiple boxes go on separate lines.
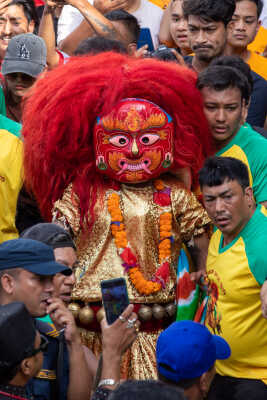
top-left (117, 158), bottom-right (152, 175)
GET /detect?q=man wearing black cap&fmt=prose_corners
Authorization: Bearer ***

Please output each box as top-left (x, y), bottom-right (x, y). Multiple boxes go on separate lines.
top-left (0, 238), bottom-right (92, 400)
top-left (0, 302), bottom-right (47, 400)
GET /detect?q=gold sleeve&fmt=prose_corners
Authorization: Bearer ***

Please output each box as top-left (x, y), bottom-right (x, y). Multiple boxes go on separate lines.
top-left (173, 187), bottom-right (210, 242)
top-left (52, 184), bottom-right (81, 236)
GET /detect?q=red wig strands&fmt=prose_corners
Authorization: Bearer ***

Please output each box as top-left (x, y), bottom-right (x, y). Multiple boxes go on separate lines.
top-left (22, 52), bottom-right (212, 227)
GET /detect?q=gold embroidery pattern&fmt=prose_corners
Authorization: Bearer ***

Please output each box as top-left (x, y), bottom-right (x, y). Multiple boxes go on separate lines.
top-left (102, 109), bottom-right (166, 132)
top-left (36, 369), bottom-right (56, 380)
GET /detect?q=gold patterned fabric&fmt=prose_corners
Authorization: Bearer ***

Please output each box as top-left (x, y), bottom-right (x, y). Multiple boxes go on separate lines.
top-left (80, 328), bottom-right (162, 380)
top-left (53, 175), bottom-right (210, 378)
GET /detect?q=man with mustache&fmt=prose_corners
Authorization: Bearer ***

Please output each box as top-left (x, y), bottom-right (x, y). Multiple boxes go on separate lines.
top-left (197, 64), bottom-right (267, 208)
top-left (182, 0), bottom-right (235, 73)
top-left (199, 156), bottom-right (267, 399)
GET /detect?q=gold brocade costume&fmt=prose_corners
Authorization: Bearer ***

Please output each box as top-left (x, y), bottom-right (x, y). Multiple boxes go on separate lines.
top-left (53, 175), bottom-right (210, 379)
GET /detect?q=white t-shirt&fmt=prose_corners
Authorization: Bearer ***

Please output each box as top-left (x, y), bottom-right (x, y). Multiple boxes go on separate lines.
top-left (260, 0), bottom-right (267, 28)
top-left (57, 0), bottom-right (163, 49)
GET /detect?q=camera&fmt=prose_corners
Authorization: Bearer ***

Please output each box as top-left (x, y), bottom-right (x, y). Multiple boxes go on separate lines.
top-left (145, 45), bottom-right (178, 62)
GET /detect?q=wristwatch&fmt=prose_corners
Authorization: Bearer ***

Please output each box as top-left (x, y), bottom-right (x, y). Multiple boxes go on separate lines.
top-left (98, 379), bottom-right (117, 387)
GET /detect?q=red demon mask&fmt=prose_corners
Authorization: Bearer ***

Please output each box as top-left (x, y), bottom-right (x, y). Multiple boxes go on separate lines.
top-left (93, 98), bottom-right (174, 183)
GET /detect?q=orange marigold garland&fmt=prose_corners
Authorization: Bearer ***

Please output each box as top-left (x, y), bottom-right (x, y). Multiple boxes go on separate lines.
top-left (107, 179), bottom-right (173, 295)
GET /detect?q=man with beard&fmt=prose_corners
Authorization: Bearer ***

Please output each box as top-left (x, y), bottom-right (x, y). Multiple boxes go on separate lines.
top-left (182, 0), bottom-right (235, 73)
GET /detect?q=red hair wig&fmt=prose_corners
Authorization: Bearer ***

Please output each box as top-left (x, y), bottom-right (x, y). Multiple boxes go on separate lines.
top-left (22, 52), bottom-right (212, 226)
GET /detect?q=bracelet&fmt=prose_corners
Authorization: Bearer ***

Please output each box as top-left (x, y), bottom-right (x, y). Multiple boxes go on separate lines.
top-left (98, 379), bottom-right (117, 387)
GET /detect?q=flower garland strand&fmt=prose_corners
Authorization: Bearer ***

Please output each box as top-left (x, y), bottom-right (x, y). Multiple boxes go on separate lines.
top-left (107, 179), bottom-right (173, 296)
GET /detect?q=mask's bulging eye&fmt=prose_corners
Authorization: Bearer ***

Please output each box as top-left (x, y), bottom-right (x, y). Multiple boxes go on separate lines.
top-left (109, 135), bottom-right (129, 147)
top-left (139, 134), bottom-right (160, 145)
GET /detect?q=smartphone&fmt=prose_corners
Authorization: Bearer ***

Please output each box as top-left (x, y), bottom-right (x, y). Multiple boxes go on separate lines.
top-left (137, 28), bottom-right (154, 52)
top-left (101, 278), bottom-right (129, 325)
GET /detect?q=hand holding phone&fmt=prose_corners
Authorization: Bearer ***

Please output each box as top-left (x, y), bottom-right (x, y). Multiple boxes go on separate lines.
top-left (101, 278), bottom-right (129, 325)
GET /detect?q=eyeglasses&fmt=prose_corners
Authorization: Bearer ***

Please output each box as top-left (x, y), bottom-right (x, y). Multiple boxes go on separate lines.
top-left (25, 334), bottom-right (49, 358)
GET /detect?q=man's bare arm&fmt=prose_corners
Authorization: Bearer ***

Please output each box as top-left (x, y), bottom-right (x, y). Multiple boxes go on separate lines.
top-left (59, 0), bottom-right (128, 55)
top-left (0, 0), bottom-right (12, 15)
top-left (158, 1), bottom-right (175, 47)
top-left (187, 232), bottom-right (209, 271)
top-left (39, 3), bottom-right (61, 69)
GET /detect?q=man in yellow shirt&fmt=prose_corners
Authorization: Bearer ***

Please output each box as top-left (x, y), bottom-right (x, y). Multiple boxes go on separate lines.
top-left (225, 0), bottom-right (267, 80)
top-left (0, 115), bottom-right (22, 243)
top-left (199, 156), bottom-right (267, 400)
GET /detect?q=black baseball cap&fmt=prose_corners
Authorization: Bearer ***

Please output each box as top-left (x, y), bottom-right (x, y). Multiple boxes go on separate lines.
top-left (0, 239), bottom-right (72, 276)
top-left (21, 223), bottom-right (76, 250)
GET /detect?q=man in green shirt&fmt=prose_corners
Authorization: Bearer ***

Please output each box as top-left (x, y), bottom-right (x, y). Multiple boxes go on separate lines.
top-left (197, 64), bottom-right (267, 207)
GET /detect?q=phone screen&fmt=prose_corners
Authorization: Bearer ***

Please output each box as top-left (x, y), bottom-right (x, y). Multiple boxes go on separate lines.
top-left (101, 278), bottom-right (129, 325)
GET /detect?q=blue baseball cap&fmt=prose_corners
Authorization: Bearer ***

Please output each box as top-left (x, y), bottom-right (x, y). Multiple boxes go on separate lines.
top-left (156, 321), bottom-right (231, 382)
top-left (0, 239), bottom-right (72, 276)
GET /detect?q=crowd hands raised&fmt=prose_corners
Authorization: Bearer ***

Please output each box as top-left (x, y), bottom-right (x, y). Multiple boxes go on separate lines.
top-left (1, 0), bottom-right (267, 399)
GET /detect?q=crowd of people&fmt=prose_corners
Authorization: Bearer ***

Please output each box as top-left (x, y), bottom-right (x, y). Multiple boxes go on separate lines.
top-left (0, 0), bottom-right (267, 399)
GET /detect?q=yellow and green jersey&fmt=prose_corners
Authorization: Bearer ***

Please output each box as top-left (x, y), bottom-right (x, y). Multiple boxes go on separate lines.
top-left (216, 123), bottom-right (267, 204)
top-left (0, 115), bottom-right (22, 243)
top-left (206, 205), bottom-right (267, 383)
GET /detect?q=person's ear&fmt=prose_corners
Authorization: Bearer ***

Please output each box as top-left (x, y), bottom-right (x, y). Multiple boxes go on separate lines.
top-left (200, 372), bottom-right (209, 397)
top-left (200, 367), bottom-right (215, 397)
top-left (244, 186), bottom-right (254, 207)
top-left (255, 19), bottom-right (261, 36)
top-left (241, 98), bottom-right (248, 125)
top-left (20, 358), bottom-right (33, 377)
top-left (0, 273), bottom-right (16, 295)
top-left (128, 42), bottom-right (137, 56)
top-left (28, 20), bottom-right (35, 33)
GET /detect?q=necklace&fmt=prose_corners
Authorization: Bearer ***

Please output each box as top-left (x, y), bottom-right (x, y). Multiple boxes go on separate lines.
top-left (107, 179), bottom-right (173, 295)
